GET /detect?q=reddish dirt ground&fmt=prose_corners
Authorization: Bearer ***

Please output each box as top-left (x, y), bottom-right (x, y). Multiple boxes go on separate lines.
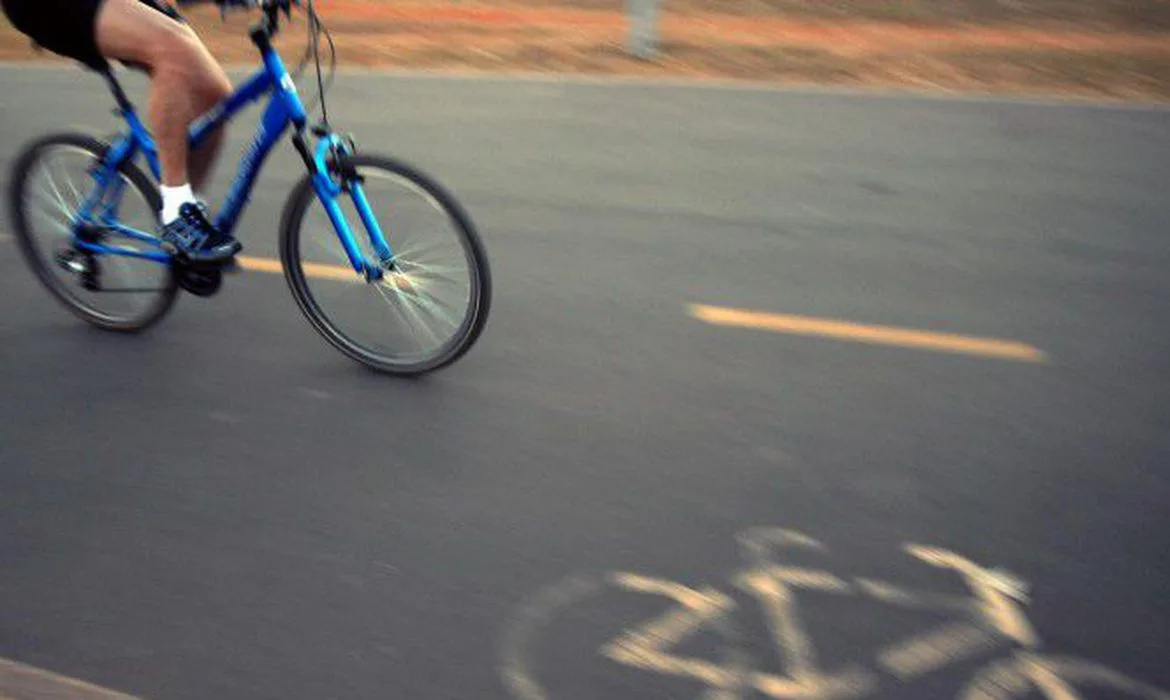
top-left (2, 1), bottom-right (1168, 100)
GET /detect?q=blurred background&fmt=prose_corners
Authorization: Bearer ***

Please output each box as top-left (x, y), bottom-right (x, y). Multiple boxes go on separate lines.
top-left (2, 1), bottom-right (1169, 700)
top-left (1, 0), bottom-right (1169, 98)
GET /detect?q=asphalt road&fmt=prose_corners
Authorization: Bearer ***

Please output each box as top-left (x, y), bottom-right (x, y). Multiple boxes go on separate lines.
top-left (2, 65), bottom-right (1169, 700)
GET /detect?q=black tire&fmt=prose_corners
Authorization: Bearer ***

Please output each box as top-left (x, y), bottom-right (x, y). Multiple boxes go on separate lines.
top-left (8, 132), bottom-right (179, 333)
top-left (279, 153), bottom-right (492, 375)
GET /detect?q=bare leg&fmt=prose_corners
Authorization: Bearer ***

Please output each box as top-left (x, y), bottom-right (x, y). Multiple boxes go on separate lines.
top-left (94, 0), bottom-right (231, 191)
top-left (187, 121), bottom-right (226, 194)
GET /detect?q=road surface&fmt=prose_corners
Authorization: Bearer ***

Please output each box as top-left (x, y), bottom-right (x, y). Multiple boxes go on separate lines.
top-left (2, 66), bottom-right (1169, 700)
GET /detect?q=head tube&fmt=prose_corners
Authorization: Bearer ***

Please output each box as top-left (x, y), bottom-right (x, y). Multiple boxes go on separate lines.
top-left (260, 48), bottom-right (309, 129)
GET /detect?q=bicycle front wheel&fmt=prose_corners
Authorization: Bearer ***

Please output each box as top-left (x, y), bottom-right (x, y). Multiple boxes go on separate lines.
top-left (280, 154), bottom-right (491, 375)
top-left (8, 132), bottom-right (178, 332)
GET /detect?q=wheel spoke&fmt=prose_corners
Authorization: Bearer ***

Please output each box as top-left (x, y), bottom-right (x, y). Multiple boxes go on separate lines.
top-left (31, 198), bottom-right (73, 238)
top-left (288, 156), bottom-right (488, 373)
top-left (372, 280), bottom-right (424, 351)
top-left (386, 280), bottom-right (443, 349)
top-left (307, 214), bottom-right (355, 266)
top-left (394, 258), bottom-right (468, 285)
top-left (39, 165), bottom-right (77, 224)
top-left (393, 236), bottom-right (458, 267)
top-left (15, 139), bottom-right (175, 331)
top-left (398, 281), bottom-right (462, 333)
top-left (54, 157), bottom-right (86, 210)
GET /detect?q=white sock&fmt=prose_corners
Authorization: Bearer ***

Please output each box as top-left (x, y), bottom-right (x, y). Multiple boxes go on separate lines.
top-left (160, 183), bottom-right (197, 224)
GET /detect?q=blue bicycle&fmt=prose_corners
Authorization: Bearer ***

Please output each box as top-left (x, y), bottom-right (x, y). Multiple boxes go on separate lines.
top-left (7, 0), bottom-right (491, 375)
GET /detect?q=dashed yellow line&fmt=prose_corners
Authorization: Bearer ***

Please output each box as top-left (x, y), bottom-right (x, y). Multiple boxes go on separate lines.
top-left (236, 255), bottom-right (357, 281)
top-left (688, 303), bottom-right (1048, 363)
top-left (0, 657), bottom-right (144, 700)
top-left (236, 255), bottom-right (421, 292)
top-left (0, 230), bottom-right (1052, 366)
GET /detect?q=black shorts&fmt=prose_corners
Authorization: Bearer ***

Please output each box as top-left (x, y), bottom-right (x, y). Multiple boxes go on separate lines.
top-left (0, 0), bottom-right (179, 71)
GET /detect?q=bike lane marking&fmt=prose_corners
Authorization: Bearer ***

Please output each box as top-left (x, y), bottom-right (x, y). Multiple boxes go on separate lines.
top-left (0, 234), bottom-right (1050, 365)
top-left (236, 255), bottom-right (355, 281)
top-left (688, 303), bottom-right (1048, 363)
top-left (238, 256), bottom-right (1050, 367)
top-left (499, 528), bottom-right (1137, 700)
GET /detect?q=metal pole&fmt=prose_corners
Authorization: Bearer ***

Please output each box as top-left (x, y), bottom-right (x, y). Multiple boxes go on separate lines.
top-left (625, 0), bottom-right (660, 59)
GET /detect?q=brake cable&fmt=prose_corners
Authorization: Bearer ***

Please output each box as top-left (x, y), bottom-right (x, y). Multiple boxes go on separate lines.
top-left (289, 0), bottom-right (337, 129)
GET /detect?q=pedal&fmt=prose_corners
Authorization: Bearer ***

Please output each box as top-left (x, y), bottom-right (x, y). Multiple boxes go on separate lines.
top-left (167, 244), bottom-right (241, 275)
top-left (176, 265), bottom-right (223, 297)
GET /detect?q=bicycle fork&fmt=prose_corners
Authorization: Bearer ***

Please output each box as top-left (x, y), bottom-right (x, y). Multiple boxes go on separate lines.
top-left (297, 128), bottom-right (396, 282)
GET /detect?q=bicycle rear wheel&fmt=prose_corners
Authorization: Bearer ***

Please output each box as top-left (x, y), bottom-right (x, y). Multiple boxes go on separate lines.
top-left (8, 132), bottom-right (178, 332)
top-left (279, 153), bottom-right (491, 375)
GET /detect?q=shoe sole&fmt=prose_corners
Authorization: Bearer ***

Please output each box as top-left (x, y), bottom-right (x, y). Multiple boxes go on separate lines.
top-left (162, 241), bottom-right (243, 268)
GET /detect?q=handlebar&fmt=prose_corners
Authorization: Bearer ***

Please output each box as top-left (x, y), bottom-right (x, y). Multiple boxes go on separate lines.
top-left (175, 0), bottom-right (297, 12)
top-left (174, 0), bottom-right (303, 37)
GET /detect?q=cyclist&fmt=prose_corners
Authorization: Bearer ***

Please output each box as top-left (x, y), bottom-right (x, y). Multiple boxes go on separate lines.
top-left (0, 0), bottom-right (242, 263)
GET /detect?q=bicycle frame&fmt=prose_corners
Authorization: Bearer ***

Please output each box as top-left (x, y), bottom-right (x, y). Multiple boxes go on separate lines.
top-left (73, 14), bottom-right (394, 280)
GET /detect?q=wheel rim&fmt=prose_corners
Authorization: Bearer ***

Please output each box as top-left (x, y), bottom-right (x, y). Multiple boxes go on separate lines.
top-left (19, 144), bottom-right (170, 325)
top-left (293, 164), bottom-right (481, 369)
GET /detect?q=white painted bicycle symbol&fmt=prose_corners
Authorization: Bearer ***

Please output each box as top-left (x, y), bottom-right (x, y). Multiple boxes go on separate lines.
top-left (501, 527), bottom-right (1168, 700)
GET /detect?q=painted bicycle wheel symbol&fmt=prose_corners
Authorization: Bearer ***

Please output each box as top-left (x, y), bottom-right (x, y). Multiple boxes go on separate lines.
top-left (501, 527), bottom-right (1169, 700)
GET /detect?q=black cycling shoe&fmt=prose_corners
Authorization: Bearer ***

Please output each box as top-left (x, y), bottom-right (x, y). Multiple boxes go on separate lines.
top-left (160, 201), bottom-right (241, 265)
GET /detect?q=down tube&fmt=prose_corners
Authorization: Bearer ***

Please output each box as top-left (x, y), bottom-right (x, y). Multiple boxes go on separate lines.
top-left (188, 69), bottom-right (273, 151)
top-left (214, 94), bottom-right (292, 236)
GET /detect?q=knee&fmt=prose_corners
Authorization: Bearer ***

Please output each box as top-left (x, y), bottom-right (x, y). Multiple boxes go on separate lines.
top-left (150, 27), bottom-right (230, 107)
top-left (195, 66), bottom-right (233, 110)
top-left (143, 23), bottom-right (199, 67)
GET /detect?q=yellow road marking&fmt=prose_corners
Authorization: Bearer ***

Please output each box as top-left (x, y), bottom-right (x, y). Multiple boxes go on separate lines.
top-left (0, 657), bottom-right (144, 700)
top-left (688, 303), bottom-right (1048, 363)
top-left (0, 234), bottom-right (1052, 366)
top-left (236, 255), bottom-right (357, 282)
top-left (236, 255), bottom-right (418, 292)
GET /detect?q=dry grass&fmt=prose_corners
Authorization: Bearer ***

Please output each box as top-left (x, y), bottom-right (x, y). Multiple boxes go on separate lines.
top-left (2, 1), bottom-right (1169, 101)
top-left (486, 0), bottom-right (1170, 32)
